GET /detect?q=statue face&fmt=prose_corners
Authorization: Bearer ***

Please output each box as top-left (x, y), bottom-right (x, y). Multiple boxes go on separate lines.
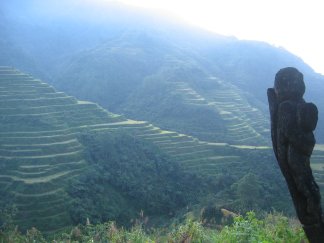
top-left (274, 67), bottom-right (305, 102)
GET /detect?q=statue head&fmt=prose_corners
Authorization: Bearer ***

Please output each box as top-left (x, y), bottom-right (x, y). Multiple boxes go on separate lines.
top-left (274, 67), bottom-right (305, 102)
top-left (297, 102), bottom-right (318, 132)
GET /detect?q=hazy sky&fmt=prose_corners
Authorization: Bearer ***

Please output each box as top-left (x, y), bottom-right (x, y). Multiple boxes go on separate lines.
top-left (112, 0), bottom-right (324, 74)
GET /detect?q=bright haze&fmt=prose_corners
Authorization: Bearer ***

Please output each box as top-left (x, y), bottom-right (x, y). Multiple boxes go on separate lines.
top-left (3, 0), bottom-right (323, 74)
top-left (113, 0), bottom-right (324, 75)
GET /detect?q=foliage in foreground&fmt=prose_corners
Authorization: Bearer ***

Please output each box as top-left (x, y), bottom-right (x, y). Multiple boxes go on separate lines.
top-left (0, 211), bottom-right (307, 243)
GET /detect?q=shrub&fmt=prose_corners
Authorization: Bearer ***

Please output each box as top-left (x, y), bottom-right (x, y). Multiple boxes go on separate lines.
top-left (216, 211), bottom-right (307, 243)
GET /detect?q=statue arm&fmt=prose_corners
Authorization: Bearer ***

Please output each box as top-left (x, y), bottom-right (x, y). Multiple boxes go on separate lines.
top-left (279, 102), bottom-right (315, 156)
top-left (267, 88), bottom-right (278, 158)
top-left (288, 130), bottom-right (315, 156)
top-left (267, 88), bottom-right (277, 122)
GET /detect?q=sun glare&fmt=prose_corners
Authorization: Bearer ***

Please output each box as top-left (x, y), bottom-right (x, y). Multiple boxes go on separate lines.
top-left (112, 0), bottom-right (324, 74)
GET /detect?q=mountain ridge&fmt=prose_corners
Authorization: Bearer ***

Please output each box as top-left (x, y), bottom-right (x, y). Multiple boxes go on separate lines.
top-left (2, 2), bottom-right (323, 144)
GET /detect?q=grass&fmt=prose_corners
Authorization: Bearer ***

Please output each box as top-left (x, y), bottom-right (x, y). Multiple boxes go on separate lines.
top-left (0, 211), bottom-right (308, 242)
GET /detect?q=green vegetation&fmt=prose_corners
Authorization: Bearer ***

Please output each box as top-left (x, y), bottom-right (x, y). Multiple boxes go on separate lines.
top-left (0, 211), bottom-right (307, 242)
top-left (68, 131), bottom-right (207, 226)
top-left (0, 67), bottom-right (296, 233)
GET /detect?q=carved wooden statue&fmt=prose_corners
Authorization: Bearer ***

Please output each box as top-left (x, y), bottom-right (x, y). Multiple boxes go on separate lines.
top-left (267, 67), bottom-right (324, 242)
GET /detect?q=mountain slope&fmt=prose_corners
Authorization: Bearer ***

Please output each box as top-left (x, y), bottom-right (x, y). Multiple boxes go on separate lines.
top-left (52, 30), bottom-right (324, 144)
top-left (0, 67), bottom-right (296, 232)
top-left (0, 66), bottom-right (126, 232)
top-left (48, 34), bottom-right (270, 145)
top-left (2, 1), bottom-right (324, 143)
top-left (0, 67), bottom-right (199, 232)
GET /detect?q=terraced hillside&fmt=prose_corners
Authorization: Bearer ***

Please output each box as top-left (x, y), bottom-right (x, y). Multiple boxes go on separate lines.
top-left (0, 67), bottom-right (257, 230)
top-left (120, 73), bottom-right (270, 146)
top-left (167, 77), bottom-right (269, 145)
top-left (1, 67), bottom-right (322, 232)
top-left (0, 67), bottom-right (124, 232)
